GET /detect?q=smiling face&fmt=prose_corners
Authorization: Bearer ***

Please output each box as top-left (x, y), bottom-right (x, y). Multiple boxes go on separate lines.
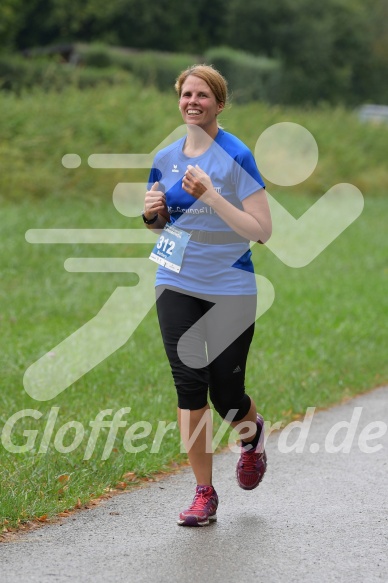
top-left (179, 75), bottom-right (224, 137)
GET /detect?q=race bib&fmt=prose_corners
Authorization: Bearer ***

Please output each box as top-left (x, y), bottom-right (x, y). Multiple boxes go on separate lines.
top-left (149, 223), bottom-right (191, 273)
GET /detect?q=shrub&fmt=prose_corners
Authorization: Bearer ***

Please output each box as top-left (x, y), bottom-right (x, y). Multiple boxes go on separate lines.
top-left (77, 45), bottom-right (198, 92)
top-left (204, 46), bottom-right (281, 104)
top-left (0, 44), bottom-right (284, 101)
top-left (75, 43), bottom-right (114, 69)
top-left (0, 53), bottom-right (131, 94)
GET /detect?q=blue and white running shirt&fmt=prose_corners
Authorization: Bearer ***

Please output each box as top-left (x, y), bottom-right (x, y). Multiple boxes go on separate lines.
top-left (148, 129), bottom-right (265, 295)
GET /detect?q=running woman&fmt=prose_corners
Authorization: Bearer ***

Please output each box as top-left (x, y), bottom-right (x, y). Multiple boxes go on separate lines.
top-left (142, 64), bottom-right (272, 526)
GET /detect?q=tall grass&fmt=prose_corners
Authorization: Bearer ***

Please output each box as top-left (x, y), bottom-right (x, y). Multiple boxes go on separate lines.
top-left (1, 83), bottom-right (387, 205)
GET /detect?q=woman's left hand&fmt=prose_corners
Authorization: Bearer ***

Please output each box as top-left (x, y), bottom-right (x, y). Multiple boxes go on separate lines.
top-left (182, 165), bottom-right (214, 200)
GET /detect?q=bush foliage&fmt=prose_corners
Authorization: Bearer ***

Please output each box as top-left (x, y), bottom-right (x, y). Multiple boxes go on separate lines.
top-left (1, 0), bottom-right (387, 105)
top-left (204, 46), bottom-right (281, 104)
top-left (0, 52), bottom-right (131, 93)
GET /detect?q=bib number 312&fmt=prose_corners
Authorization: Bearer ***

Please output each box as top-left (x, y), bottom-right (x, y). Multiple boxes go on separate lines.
top-left (149, 223), bottom-right (191, 273)
top-left (156, 235), bottom-right (176, 256)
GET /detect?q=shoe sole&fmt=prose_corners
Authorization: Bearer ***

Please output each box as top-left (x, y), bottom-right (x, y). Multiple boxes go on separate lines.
top-left (177, 514), bottom-right (217, 527)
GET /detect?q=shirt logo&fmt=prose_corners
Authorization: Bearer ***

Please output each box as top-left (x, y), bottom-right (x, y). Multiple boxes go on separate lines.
top-left (172, 164), bottom-right (179, 173)
top-left (214, 186), bottom-right (222, 194)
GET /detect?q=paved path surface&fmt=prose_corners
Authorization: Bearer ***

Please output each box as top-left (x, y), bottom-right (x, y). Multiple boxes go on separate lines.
top-left (2, 387), bottom-right (388, 583)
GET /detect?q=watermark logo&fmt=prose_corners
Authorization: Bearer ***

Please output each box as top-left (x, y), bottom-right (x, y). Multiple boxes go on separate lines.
top-left (1, 406), bottom-right (385, 460)
top-left (23, 122), bottom-right (363, 401)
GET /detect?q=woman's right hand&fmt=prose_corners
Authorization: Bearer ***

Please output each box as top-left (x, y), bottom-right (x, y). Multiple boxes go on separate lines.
top-left (144, 182), bottom-right (167, 220)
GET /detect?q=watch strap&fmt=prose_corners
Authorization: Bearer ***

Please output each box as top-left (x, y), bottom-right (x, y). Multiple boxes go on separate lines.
top-left (142, 212), bottom-right (158, 225)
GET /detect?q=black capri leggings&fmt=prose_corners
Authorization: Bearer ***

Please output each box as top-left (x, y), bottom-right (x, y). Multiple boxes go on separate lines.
top-left (155, 285), bottom-right (257, 422)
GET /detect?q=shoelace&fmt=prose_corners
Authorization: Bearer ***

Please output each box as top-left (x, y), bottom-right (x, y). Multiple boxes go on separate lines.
top-left (240, 449), bottom-right (262, 471)
top-left (188, 490), bottom-right (213, 511)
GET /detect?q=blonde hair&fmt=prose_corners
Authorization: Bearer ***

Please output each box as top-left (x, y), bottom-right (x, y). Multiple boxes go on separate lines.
top-left (175, 64), bottom-right (229, 106)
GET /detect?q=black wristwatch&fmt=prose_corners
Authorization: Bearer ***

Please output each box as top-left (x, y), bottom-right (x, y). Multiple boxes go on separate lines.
top-left (142, 212), bottom-right (158, 225)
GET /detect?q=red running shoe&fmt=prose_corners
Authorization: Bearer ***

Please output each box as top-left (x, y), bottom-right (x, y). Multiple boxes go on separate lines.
top-left (178, 485), bottom-right (218, 526)
top-left (236, 413), bottom-right (267, 490)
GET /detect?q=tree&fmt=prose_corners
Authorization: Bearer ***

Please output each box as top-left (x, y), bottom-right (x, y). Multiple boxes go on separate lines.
top-left (225, 0), bottom-right (382, 104)
top-left (0, 0), bottom-right (24, 51)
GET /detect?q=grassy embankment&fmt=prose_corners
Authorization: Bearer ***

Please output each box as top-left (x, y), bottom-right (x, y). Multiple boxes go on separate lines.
top-left (0, 80), bottom-right (387, 530)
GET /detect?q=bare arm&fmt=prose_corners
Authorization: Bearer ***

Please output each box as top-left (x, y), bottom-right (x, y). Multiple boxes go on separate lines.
top-left (143, 181), bottom-right (170, 231)
top-left (182, 165), bottom-right (272, 243)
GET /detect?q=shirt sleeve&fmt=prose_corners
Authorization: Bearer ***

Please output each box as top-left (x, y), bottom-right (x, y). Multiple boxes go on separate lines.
top-left (147, 164), bottom-right (163, 190)
top-left (233, 149), bottom-right (266, 202)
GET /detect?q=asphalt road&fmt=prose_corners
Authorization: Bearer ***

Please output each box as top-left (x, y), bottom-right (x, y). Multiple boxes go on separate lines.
top-left (2, 386), bottom-right (387, 583)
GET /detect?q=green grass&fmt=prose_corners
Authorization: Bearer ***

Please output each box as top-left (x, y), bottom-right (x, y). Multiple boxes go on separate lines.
top-left (0, 83), bottom-right (387, 529)
top-left (1, 83), bottom-right (388, 205)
